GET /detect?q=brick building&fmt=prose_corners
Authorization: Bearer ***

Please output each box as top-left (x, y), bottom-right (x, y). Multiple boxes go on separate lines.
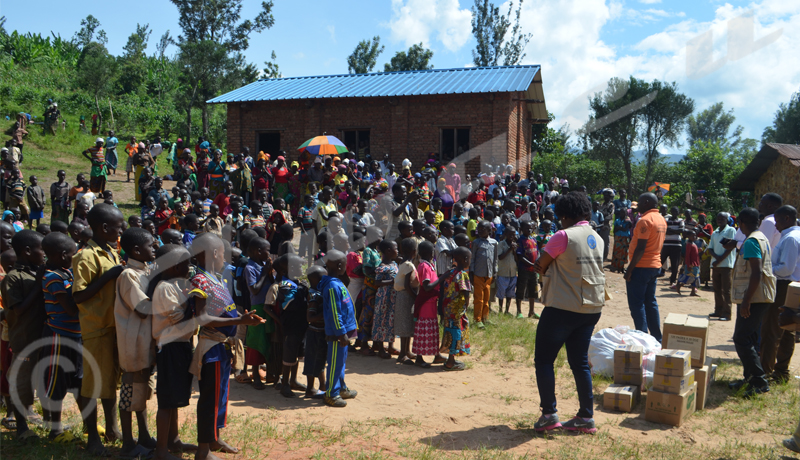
top-left (208, 65), bottom-right (547, 173)
top-left (731, 143), bottom-right (800, 207)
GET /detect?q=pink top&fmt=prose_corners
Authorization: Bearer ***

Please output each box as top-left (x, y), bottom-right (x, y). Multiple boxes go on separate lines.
top-left (544, 221), bottom-right (590, 258)
top-left (346, 251), bottom-right (363, 279)
top-left (414, 260), bottom-right (439, 319)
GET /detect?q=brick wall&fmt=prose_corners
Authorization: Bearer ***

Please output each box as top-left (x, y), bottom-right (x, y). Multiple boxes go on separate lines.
top-left (755, 154), bottom-right (800, 209)
top-left (224, 92), bottom-right (530, 174)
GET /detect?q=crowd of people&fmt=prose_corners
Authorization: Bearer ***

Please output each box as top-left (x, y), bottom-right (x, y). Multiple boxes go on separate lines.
top-left (4, 114), bottom-right (800, 456)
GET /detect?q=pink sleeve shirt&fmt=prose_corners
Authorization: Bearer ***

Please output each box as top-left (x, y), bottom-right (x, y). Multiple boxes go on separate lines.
top-left (544, 221), bottom-right (590, 258)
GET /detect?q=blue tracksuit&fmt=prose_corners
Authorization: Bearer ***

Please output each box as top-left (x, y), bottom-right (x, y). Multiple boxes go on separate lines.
top-left (319, 275), bottom-right (357, 398)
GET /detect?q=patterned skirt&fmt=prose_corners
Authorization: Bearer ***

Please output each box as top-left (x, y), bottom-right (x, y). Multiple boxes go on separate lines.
top-left (372, 286), bottom-right (396, 343)
top-left (678, 265), bottom-right (700, 288)
top-left (358, 277), bottom-right (379, 341)
top-left (440, 316), bottom-right (470, 356)
top-left (611, 236), bottom-right (630, 271)
top-left (412, 318), bottom-right (439, 356)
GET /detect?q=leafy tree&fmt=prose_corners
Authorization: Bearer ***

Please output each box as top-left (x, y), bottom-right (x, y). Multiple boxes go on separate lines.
top-left (470, 0), bottom-right (531, 67)
top-left (76, 42), bottom-right (117, 128)
top-left (118, 24), bottom-right (152, 94)
top-left (384, 43), bottom-right (433, 72)
top-left (762, 88), bottom-right (800, 145)
top-left (687, 102), bottom-right (743, 147)
top-left (73, 15), bottom-right (107, 48)
top-left (0, 16), bottom-right (6, 36)
top-left (262, 50), bottom-right (281, 78)
top-left (171, 0), bottom-right (275, 140)
top-left (347, 36), bottom-right (384, 74)
top-left (155, 31), bottom-right (175, 60)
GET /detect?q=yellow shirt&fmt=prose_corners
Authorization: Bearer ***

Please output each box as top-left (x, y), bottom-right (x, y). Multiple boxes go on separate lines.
top-left (73, 239), bottom-right (121, 339)
top-left (434, 210), bottom-right (444, 229)
top-left (467, 219), bottom-right (479, 241)
top-left (312, 201), bottom-right (338, 232)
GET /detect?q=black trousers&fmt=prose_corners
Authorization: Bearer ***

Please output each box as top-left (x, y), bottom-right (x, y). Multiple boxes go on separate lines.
top-left (661, 246), bottom-right (681, 284)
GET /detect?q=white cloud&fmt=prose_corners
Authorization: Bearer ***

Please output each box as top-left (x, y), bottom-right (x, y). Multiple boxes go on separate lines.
top-left (639, 0), bottom-right (662, 4)
top-left (386, 0), bottom-right (472, 52)
top-left (513, 0), bottom-right (799, 142)
top-left (327, 25), bottom-right (336, 43)
top-left (293, 52), bottom-right (305, 60)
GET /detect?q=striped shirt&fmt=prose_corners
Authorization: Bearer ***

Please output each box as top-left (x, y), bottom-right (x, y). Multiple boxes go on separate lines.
top-left (664, 217), bottom-right (684, 247)
top-left (43, 267), bottom-right (80, 338)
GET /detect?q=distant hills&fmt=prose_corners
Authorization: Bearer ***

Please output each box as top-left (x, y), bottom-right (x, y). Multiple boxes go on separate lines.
top-left (632, 150), bottom-right (685, 164)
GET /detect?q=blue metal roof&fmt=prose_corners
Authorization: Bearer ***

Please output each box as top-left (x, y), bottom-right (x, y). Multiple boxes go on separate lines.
top-left (207, 65), bottom-right (541, 104)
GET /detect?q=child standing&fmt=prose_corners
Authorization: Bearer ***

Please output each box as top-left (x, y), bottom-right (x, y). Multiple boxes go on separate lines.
top-left (413, 241), bottom-right (441, 367)
top-left (371, 240), bottom-right (399, 359)
top-left (516, 221), bottom-right (540, 319)
top-left (358, 228), bottom-right (383, 355)
top-left (244, 238), bottom-right (274, 390)
top-left (466, 208), bottom-right (479, 241)
top-left (26, 175), bottom-right (45, 229)
top-left (115, 227), bottom-right (158, 457)
top-left (303, 266), bottom-right (327, 399)
top-left (201, 204), bottom-right (224, 237)
top-left (425, 246), bottom-right (472, 371)
top-left (470, 221), bottom-right (498, 329)
top-left (314, 250), bottom-right (358, 408)
top-left (72, 204), bottom-right (125, 455)
top-left (188, 233), bottom-right (264, 460)
top-left (394, 238), bottom-right (419, 365)
top-left (435, 220), bottom-right (457, 275)
top-left (150, 244), bottom-right (198, 460)
top-left (273, 254), bottom-right (309, 398)
top-left (674, 230), bottom-right (701, 296)
top-left (298, 195), bottom-right (316, 264)
top-left (611, 209), bottom-right (632, 273)
top-left (496, 227), bottom-right (518, 316)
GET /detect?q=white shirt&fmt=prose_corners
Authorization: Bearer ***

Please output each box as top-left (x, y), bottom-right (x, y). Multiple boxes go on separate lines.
top-left (735, 215), bottom-right (780, 250)
top-left (150, 143), bottom-right (163, 157)
top-left (76, 191), bottom-right (96, 211)
top-left (772, 226), bottom-right (800, 281)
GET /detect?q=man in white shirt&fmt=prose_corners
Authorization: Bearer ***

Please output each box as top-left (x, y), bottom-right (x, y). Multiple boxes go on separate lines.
top-left (761, 205), bottom-right (800, 382)
top-left (707, 212), bottom-right (737, 320)
top-left (149, 136), bottom-right (164, 158)
top-left (735, 193), bottom-right (783, 249)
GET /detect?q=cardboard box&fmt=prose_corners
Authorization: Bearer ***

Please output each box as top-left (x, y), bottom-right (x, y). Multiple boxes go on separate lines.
top-left (662, 314), bottom-right (709, 368)
top-left (652, 369), bottom-right (695, 394)
top-left (780, 282), bottom-right (800, 331)
top-left (613, 367), bottom-right (643, 386)
top-left (613, 344), bottom-right (644, 370)
top-left (645, 382), bottom-right (697, 427)
top-left (603, 384), bottom-right (641, 412)
top-left (654, 349), bottom-right (691, 376)
top-left (694, 357), bottom-right (718, 411)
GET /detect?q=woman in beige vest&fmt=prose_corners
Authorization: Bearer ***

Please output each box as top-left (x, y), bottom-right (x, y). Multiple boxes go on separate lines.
top-left (729, 207), bottom-right (776, 397)
top-left (531, 192), bottom-right (605, 434)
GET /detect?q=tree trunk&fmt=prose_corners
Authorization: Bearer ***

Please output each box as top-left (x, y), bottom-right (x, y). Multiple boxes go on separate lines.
top-left (94, 94), bottom-right (103, 132)
top-left (202, 104), bottom-right (209, 138)
top-left (108, 99), bottom-right (115, 129)
top-left (186, 107), bottom-right (192, 145)
top-left (624, 157), bottom-right (633, 195)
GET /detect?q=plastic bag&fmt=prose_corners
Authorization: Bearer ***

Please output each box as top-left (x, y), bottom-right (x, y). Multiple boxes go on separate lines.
top-left (588, 326), bottom-right (662, 386)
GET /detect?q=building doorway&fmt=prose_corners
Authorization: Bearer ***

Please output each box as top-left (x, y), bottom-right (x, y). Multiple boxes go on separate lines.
top-left (257, 132), bottom-right (281, 155)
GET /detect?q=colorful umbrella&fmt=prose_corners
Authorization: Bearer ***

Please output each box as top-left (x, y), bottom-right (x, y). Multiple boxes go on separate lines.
top-left (647, 182), bottom-right (670, 195)
top-left (297, 135), bottom-right (349, 155)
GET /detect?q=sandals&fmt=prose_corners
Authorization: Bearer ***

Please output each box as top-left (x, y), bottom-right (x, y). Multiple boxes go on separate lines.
top-left (234, 374), bottom-right (252, 384)
top-left (252, 379), bottom-right (266, 390)
top-left (50, 431), bottom-right (77, 444)
top-left (415, 360), bottom-right (432, 369)
top-left (1, 417), bottom-right (16, 430)
top-left (443, 361), bottom-right (466, 371)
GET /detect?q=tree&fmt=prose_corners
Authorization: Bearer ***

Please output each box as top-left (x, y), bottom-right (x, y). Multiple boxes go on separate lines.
top-left (762, 88), bottom-right (800, 145)
top-left (262, 50), bottom-right (281, 78)
top-left (531, 112), bottom-right (569, 155)
top-left (118, 24), bottom-right (152, 94)
top-left (347, 36), bottom-right (384, 74)
top-left (384, 43), bottom-right (433, 72)
top-left (471, 0), bottom-right (531, 67)
top-left (73, 15), bottom-right (107, 49)
top-left (76, 42), bottom-right (117, 128)
top-left (638, 79), bottom-right (695, 189)
top-left (687, 102), bottom-right (743, 147)
top-left (171, 0), bottom-right (275, 140)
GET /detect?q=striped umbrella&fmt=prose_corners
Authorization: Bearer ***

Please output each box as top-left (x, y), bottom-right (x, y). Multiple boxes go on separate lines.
top-left (297, 135), bottom-right (349, 155)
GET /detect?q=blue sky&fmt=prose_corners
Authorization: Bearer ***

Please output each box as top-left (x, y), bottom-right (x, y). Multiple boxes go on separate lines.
top-left (2, 0), bottom-right (798, 152)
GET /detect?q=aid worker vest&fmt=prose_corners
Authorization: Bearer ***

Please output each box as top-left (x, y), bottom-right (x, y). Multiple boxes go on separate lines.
top-left (540, 224), bottom-right (606, 314)
top-left (732, 230), bottom-right (776, 304)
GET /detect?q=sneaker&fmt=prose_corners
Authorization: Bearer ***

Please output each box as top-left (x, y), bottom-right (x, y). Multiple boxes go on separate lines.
top-left (340, 388), bottom-right (358, 400)
top-left (728, 379), bottom-right (746, 390)
top-left (719, 317), bottom-right (731, 322)
top-left (476, 322), bottom-right (485, 330)
top-left (562, 417), bottom-right (597, 434)
top-left (516, 313), bottom-right (524, 319)
top-left (533, 414), bottom-right (561, 432)
top-left (324, 395), bottom-right (347, 407)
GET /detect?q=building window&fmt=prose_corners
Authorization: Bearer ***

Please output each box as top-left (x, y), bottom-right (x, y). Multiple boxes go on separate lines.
top-left (342, 130), bottom-right (370, 159)
top-left (440, 128), bottom-right (470, 162)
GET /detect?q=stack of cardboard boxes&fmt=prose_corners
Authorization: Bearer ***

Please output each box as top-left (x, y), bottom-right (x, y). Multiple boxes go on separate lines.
top-left (604, 344), bottom-right (643, 412)
top-left (645, 313), bottom-right (712, 426)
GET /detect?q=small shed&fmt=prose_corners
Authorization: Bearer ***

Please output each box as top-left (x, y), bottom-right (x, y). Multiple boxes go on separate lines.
top-left (731, 143), bottom-right (800, 206)
top-left (207, 65), bottom-right (547, 173)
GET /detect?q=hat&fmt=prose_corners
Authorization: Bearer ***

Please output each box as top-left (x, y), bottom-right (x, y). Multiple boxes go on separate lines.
top-left (338, 165), bottom-right (347, 172)
top-left (427, 159), bottom-right (435, 164)
top-left (414, 172), bottom-right (422, 178)
top-left (52, 103), bottom-right (57, 107)
top-left (138, 142), bottom-right (145, 149)
top-left (357, 161), bottom-right (365, 168)
top-left (333, 156), bottom-right (341, 162)
top-left (183, 148), bottom-right (191, 154)
top-left (291, 161), bottom-right (299, 168)
top-left (96, 137), bottom-right (104, 144)
top-left (277, 155), bottom-right (285, 161)
top-left (314, 157), bottom-right (322, 164)
top-left (349, 159), bottom-right (357, 165)
top-left (602, 188), bottom-right (614, 195)
top-left (0, 147), bottom-right (7, 154)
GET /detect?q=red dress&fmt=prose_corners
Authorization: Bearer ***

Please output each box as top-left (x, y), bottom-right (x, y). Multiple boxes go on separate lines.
top-left (412, 259), bottom-right (440, 356)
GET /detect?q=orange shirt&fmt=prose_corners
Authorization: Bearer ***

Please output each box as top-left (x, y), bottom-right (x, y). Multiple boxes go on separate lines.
top-left (629, 209), bottom-right (666, 269)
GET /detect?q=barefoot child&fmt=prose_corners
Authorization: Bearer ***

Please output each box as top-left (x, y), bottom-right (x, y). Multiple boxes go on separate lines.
top-left (188, 233), bottom-right (265, 460)
top-left (371, 241), bottom-right (399, 359)
top-left (314, 250), bottom-right (358, 407)
top-left (72, 204), bottom-right (126, 455)
top-left (675, 230), bottom-right (701, 296)
top-left (40, 232), bottom-right (81, 442)
top-left (425, 246), bottom-right (472, 370)
top-left (150, 244), bottom-right (198, 460)
top-left (394, 238), bottom-right (419, 365)
top-left (496, 227), bottom-right (518, 316)
top-left (516, 221), bottom-right (539, 319)
top-left (115, 227), bottom-right (158, 457)
top-left (244, 238), bottom-right (274, 390)
top-left (303, 266), bottom-right (327, 399)
top-left (414, 241), bottom-right (441, 367)
top-left (273, 254), bottom-right (309, 398)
